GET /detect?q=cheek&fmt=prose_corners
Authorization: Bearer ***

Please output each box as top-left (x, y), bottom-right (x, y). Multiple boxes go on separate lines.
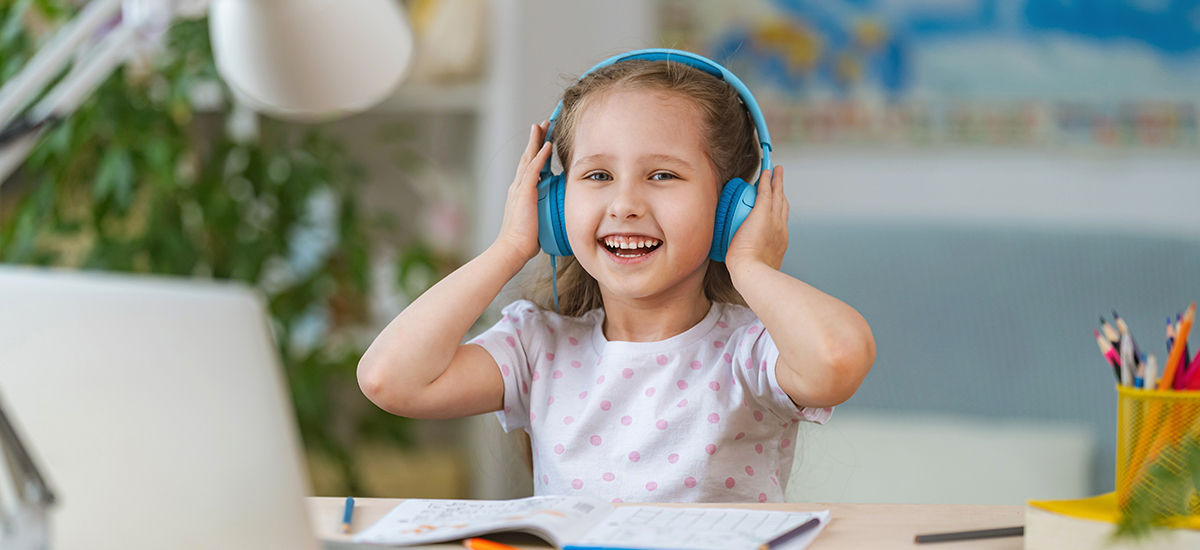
top-left (563, 187), bottom-right (596, 248)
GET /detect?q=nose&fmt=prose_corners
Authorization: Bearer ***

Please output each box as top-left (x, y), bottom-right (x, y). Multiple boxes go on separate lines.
top-left (606, 179), bottom-right (646, 220)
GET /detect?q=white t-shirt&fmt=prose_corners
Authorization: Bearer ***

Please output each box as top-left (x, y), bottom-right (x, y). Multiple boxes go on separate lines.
top-left (472, 299), bottom-right (832, 503)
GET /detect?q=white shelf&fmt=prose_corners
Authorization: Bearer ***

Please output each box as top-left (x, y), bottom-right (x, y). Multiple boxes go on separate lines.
top-left (372, 81), bottom-right (483, 114)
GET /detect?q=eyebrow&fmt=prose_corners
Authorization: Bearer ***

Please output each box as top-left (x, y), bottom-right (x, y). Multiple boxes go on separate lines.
top-left (571, 153), bottom-right (693, 170)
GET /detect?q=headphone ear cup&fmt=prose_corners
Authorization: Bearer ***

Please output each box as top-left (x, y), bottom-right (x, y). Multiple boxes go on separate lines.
top-left (709, 177), bottom-right (755, 262)
top-left (537, 174), bottom-right (572, 256)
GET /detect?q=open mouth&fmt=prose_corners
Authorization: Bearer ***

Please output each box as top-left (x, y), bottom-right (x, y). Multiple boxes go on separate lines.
top-left (600, 235), bottom-right (662, 259)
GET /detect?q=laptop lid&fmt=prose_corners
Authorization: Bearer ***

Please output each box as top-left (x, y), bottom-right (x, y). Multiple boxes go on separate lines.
top-left (0, 266), bottom-right (320, 550)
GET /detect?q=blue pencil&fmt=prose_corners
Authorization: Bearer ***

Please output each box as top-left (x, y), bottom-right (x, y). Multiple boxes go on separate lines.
top-left (340, 496), bottom-right (355, 534)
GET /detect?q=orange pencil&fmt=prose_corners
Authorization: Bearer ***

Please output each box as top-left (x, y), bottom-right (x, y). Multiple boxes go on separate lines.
top-left (463, 538), bottom-right (521, 550)
top-left (1158, 303), bottom-right (1195, 390)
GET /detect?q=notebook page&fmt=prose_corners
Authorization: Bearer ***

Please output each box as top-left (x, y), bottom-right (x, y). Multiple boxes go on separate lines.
top-left (566, 507), bottom-right (830, 550)
top-left (351, 496), bottom-right (611, 546)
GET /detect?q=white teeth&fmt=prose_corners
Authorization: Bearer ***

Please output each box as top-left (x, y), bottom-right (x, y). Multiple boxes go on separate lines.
top-left (602, 236), bottom-right (662, 250)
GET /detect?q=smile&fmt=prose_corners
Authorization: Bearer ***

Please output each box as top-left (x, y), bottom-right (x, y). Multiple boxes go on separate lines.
top-left (599, 235), bottom-right (662, 260)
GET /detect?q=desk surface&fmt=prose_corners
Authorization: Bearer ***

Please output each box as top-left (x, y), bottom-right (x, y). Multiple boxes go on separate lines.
top-left (308, 497), bottom-right (1024, 550)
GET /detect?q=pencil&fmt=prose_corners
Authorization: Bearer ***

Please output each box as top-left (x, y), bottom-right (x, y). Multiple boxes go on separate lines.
top-left (758, 517), bottom-right (821, 550)
top-left (914, 526), bottom-right (1024, 543)
top-left (340, 496), bottom-right (355, 534)
top-left (1094, 329), bottom-right (1120, 381)
top-left (464, 538), bottom-right (521, 550)
top-left (1100, 316), bottom-right (1120, 345)
top-left (1158, 303), bottom-right (1194, 390)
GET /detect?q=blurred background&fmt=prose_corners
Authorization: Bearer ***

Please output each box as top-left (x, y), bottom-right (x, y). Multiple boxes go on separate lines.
top-left (2, 0), bottom-right (1200, 506)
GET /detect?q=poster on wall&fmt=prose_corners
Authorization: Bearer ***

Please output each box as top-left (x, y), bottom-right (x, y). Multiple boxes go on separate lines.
top-left (658, 0), bottom-right (1200, 148)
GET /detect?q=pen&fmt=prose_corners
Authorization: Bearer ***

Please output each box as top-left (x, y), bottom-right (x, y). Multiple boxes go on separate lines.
top-left (914, 526), bottom-right (1023, 543)
top-left (758, 517), bottom-right (821, 550)
top-left (463, 538), bottom-right (521, 550)
top-left (340, 496), bottom-right (354, 534)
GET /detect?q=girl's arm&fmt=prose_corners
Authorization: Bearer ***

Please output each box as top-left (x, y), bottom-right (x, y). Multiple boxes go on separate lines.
top-left (725, 166), bottom-right (876, 409)
top-left (357, 122), bottom-right (553, 419)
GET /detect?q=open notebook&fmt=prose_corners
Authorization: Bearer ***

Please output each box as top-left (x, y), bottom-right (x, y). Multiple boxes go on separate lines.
top-left (352, 495), bottom-right (829, 550)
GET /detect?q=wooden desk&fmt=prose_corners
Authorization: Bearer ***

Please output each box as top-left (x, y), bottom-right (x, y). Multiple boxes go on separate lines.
top-left (308, 497), bottom-right (1024, 549)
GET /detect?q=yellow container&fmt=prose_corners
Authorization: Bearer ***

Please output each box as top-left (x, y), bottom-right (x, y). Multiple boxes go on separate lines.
top-left (1115, 385), bottom-right (1200, 513)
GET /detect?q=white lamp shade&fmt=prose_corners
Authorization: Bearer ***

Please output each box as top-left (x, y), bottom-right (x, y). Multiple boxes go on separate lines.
top-left (208, 0), bottom-right (413, 121)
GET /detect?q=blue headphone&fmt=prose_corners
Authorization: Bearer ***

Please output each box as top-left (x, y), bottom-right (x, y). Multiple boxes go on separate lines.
top-left (536, 48), bottom-right (773, 263)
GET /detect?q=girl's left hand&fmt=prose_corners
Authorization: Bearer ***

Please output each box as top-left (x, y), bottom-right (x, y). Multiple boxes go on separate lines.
top-left (724, 166), bottom-right (788, 274)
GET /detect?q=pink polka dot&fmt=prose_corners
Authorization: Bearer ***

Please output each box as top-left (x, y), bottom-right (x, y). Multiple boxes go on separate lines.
top-left (563, 416), bottom-right (574, 425)
top-left (684, 476), bottom-right (698, 488)
top-left (708, 413), bottom-right (720, 423)
top-left (713, 341), bottom-right (725, 349)
top-left (516, 329), bottom-right (522, 338)
top-left (532, 371), bottom-right (541, 381)
top-left (612, 498), bottom-right (623, 503)
top-left (622, 368), bottom-right (635, 379)
top-left (547, 326), bottom-right (555, 334)
top-left (602, 472), bottom-right (615, 481)
top-left (569, 337), bottom-right (579, 345)
top-left (748, 325), bottom-right (760, 334)
top-left (521, 381), bottom-right (529, 394)
top-left (505, 336), bottom-right (516, 347)
top-left (547, 396), bottom-right (555, 405)
top-left (571, 360), bottom-right (582, 368)
top-left (579, 391), bottom-right (588, 399)
top-left (596, 375), bottom-right (605, 384)
top-left (530, 411), bottom-right (536, 421)
top-left (705, 444), bottom-right (717, 455)
top-left (552, 370), bottom-right (564, 379)
top-left (545, 352), bottom-right (555, 361)
top-left (542, 474), bottom-right (549, 484)
top-left (758, 493), bottom-right (768, 503)
top-left (753, 411), bottom-right (764, 422)
top-left (572, 479), bottom-right (583, 490)
top-left (500, 364), bottom-right (511, 377)
top-left (590, 435), bottom-right (603, 446)
top-left (677, 399), bottom-right (688, 408)
top-left (644, 387), bottom-right (656, 397)
top-left (621, 415), bottom-right (633, 426)
top-left (745, 465), bottom-right (755, 476)
top-left (600, 400), bottom-right (612, 410)
top-left (735, 432), bottom-right (746, 440)
top-left (677, 380), bottom-right (688, 390)
top-left (628, 451), bottom-right (641, 462)
top-left (723, 353), bottom-right (733, 363)
top-left (770, 476), bottom-right (778, 486)
top-left (725, 477), bottom-right (736, 489)
top-left (760, 360), bottom-right (768, 372)
top-left (781, 439), bottom-right (792, 449)
top-left (504, 406), bottom-right (511, 414)
top-left (690, 360), bottom-right (702, 370)
top-left (668, 453), bottom-right (679, 464)
top-left (554, 444), bottom-right (565, 454)
top-left (755, 443), bottom-right (764, 454)
top-left (709, 381), bottom-right (721, 391)
top-left (654, 354), bottom-right (669, 366)
top-left (645, 481), bottom-right (658, 491)
top-left (717, 321), bottom-right (728, 328)
top-left (656, 419), bottom-right (669, 430)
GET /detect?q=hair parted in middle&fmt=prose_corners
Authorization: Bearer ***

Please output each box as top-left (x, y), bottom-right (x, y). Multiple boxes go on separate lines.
top-left (527, 58), bottom-right (763, 316)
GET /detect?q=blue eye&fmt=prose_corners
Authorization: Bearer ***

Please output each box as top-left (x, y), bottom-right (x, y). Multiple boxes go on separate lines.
top-left (585, 172), bottom-right (612, 182)
top-left (650, 172), bottom-right (677, 181)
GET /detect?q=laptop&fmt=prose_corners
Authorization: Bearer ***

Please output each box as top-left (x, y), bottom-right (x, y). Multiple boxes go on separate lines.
top-left (0, 266), bottom-right (326, 550)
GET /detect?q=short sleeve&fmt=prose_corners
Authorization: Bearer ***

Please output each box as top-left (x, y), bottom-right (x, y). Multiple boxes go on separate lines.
top-left (729, 320), bottom-right (833, 425)
top-left (470, 300), bottom-right (543, 433)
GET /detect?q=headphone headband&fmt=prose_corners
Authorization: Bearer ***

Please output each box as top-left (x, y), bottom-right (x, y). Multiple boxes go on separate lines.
top-left (542, 48), bottom-right (772, 181)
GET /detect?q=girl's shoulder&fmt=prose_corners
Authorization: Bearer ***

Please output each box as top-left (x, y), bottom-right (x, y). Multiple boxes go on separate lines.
top-left (712, 301), bottom-right (761, 331)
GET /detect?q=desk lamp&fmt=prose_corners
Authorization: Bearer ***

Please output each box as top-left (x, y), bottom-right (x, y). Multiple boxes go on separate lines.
top-left (0, 0), bottom-right (414, 186)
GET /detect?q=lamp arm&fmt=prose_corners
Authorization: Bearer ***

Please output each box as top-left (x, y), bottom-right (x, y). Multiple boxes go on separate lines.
top-left (0, 0), bottom-right (206, 187)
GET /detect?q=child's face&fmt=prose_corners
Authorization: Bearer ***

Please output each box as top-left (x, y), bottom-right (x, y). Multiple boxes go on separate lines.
top-left (564, 88), bottom-right (720, 306)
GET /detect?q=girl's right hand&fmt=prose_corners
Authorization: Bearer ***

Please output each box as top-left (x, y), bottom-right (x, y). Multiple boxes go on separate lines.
top-left (495, 121), bottom-right (553, 262)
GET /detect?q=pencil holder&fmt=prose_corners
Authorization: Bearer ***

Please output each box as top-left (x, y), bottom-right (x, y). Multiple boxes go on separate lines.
top-left (1115, 385), bottom-right (1200, 515)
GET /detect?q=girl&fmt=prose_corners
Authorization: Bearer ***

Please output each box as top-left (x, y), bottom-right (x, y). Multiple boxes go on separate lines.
top-left (358, 50), bottom-right (875, 503)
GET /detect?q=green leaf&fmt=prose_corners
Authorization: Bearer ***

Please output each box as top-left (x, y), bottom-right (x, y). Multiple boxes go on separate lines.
top-left (93, 147), bottom-right (134, 210)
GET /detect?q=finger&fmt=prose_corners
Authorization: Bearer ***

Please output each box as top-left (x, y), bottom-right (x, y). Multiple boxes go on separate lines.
top-left (522, 142), bottom-right (552, 185)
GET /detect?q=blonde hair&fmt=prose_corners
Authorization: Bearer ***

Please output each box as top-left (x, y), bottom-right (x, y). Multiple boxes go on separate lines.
top-left (525, 58), bottom-right (762, 316)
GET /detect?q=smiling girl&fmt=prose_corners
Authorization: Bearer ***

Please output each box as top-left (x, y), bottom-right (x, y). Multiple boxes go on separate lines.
top-left (358, 49), bottom-right (875, 503)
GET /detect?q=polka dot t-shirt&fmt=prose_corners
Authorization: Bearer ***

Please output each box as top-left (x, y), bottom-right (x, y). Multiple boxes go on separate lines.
top-left (471, 299), bottom-right (832, 503)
